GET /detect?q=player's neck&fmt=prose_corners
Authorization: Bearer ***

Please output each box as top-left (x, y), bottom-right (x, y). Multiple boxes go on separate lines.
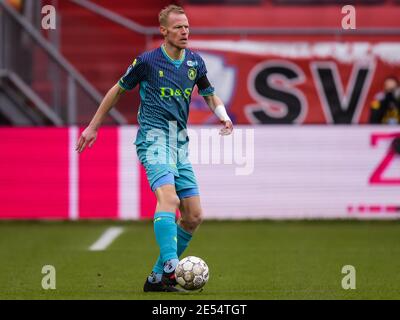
top-left (162, 43), bottom-right (184, 61)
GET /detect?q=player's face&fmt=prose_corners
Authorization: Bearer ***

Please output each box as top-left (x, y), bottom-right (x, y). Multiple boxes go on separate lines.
top-left (163, 13), bottom-right (189, 49)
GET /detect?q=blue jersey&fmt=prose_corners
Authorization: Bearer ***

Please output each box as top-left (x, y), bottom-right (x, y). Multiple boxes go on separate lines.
top-left (118, 46), bottom-right (215, 146)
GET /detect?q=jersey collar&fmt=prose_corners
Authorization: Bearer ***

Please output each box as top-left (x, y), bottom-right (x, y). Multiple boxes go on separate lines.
top-left (161, 44), bottom-right (186, 69)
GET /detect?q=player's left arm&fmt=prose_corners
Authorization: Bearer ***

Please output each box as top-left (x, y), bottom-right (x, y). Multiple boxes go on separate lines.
top-left (195, 54), bottom-right (233, 135)
top-left (196, 72), bottom-right (233, 135)
top-left (203, 94), bottom-right (233, 136)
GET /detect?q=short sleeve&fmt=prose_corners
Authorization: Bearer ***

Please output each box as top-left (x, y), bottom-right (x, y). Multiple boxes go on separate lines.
top-left (196, 55), bottom-right (208, 80)
top-left (196, 55), bottom-right (215, 96)
top-left (118, 57), bottom-right (146, 91)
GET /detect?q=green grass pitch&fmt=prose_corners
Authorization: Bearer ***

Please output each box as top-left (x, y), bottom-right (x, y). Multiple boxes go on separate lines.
top-left (0, 220), bottom-right (399, 300)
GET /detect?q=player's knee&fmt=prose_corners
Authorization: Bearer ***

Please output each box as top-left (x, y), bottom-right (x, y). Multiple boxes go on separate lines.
top-left (159, 193), bottom-right (180, 211)
top-left (194, 214), bottom-right (203, 229)
top-left (183, 209), bottom-right (203, 231)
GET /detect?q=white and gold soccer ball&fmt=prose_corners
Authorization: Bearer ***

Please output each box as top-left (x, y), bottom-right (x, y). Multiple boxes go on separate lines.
top-left (175, 256), bottom-right (209, 290)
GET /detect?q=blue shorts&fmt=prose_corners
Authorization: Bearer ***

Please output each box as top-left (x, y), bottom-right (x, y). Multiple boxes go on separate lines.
top-left (136, 142), bottom-right (199, 199)
top-left (152, 173), bottom-right (199, 199)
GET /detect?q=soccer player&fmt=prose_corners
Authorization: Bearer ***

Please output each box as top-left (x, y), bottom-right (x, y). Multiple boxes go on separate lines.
top-left (76, 5), bottom-right (233, 292)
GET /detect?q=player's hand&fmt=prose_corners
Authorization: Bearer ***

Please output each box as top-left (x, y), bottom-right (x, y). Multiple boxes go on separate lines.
top-left (220, 120), bottom-right (233, 136)
top-left (76, 126), bottom-right (98, 153)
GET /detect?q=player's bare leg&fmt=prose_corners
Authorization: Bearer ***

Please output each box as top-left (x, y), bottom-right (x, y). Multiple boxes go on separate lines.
top-left (154, 184), bottom-right (180, 213)
top-left (178, 195), bottom-right (203, 234)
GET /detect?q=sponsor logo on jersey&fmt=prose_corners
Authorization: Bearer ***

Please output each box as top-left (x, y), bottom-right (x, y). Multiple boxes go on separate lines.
top-left (187, 60), bottom-right (198, 67)
top-left (160, 87), bottom-right (193, 99)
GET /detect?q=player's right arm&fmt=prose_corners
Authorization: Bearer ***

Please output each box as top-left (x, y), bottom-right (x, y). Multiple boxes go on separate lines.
top-left (76, 57), bottom-right (146, 153)
top-left (76, 84), bottom-right (125, 153)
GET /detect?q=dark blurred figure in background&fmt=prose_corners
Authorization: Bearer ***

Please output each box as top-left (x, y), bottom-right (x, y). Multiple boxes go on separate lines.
top-left (369, 76), bottom-right (400, 125)
top-left (369, 76), bottom-right (400, 155)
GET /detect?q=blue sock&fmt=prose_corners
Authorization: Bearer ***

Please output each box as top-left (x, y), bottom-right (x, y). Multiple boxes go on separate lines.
top-left (153, 211), bottom-right (178, 272)
top-left (177, 224), bottom-right (193, 257)
top-left (152, 224), bottom-right (193, 277)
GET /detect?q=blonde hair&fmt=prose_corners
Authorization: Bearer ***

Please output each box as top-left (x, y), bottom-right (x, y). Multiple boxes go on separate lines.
top-left (159, 5), bottom-right (186, 26)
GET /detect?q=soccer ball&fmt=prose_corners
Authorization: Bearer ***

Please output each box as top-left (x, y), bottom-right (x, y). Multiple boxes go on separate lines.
top-left (175, 256), bottom-right (209, 290)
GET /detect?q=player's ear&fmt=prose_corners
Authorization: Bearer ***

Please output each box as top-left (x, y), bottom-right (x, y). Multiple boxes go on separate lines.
top-left (159, 25), bottom-right (167, 37)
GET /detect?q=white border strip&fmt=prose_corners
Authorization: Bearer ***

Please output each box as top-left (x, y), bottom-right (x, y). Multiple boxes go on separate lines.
top-left (69, 126), bottom-right (79, 220)
top-left (89, 227), bottom-right (124, 251)
top-left (118, 127), bottom-right (139, 220)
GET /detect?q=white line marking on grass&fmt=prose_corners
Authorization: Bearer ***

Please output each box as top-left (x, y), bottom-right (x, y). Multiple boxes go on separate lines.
top-left (89, 227), bottom-right (124, 251)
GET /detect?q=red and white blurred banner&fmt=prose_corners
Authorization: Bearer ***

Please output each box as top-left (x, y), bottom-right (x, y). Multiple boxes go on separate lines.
top-left (0, 126), bottom-right (399, 220)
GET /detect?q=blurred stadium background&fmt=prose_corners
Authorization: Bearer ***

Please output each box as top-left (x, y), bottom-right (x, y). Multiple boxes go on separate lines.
top-left (0, 0), bottom-right (400, 299)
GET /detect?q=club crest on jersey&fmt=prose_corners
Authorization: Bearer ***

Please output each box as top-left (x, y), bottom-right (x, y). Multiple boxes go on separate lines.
top-left (188, 68), bottom-right (197, 81)
top-left (187, 60), bottom-right (198, 67)
top-left (159, 70), bottom-right (164, 77)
